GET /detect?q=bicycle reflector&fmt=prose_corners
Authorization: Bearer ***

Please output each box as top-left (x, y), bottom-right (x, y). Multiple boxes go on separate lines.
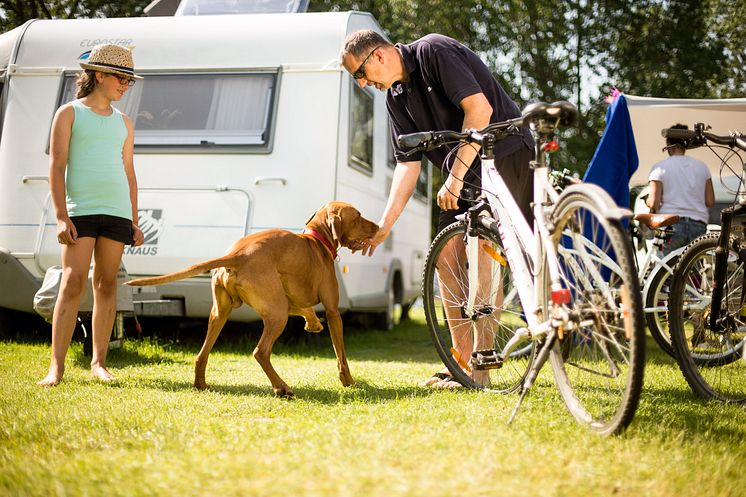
top-left (482, 244), bottom-right (507, 266)
top-left (552, 289), bottom-right (571, 304)
top-left (543, 141), bottom-right (559, 153)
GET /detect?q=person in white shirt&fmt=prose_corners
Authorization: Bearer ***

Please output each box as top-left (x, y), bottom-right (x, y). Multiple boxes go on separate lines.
top-left (646, 123), bottom-right (714, 255)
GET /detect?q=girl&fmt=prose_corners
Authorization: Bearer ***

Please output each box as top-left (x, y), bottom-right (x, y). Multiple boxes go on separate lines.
top-left (38, 44), bottom-right (145, 386)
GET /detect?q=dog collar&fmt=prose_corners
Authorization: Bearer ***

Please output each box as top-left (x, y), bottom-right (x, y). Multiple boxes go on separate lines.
top-left (302, 228), bottom-right (338, 259)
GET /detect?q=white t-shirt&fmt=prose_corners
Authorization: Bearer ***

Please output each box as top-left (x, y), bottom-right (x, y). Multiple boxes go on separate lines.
top-left (648, 155), bottom-right (711, 223)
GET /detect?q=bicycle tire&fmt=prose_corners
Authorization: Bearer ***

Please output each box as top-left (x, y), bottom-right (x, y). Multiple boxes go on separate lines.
top-left (547, 189), bottom-right (645, 435)
top-left (644, 259), bottom-right (679, 358)
top-left (668, 233), bottom-right (746, 402)
top-left (422, 221), bottom-right (534, 392)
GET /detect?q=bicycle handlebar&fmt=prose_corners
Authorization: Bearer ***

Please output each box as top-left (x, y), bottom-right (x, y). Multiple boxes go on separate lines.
top-left (662, 128), bottom-right (697, 141)
top-left (397, 100), bottom-right (578, 153)
top-left (661, 124), bottom-right (746, 152)
top-left (397, 122), bottom-right (516, 152)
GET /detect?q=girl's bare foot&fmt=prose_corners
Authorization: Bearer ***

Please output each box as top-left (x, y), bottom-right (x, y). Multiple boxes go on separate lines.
top-left (37, 368), bottom-right (64, 387)
top-left (91, 365), bottom-right (115, 382)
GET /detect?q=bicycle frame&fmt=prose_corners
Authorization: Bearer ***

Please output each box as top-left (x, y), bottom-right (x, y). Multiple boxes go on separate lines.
top-left (708, 203), bottom-right (746, 331)
top-left (464, 133), bottom-right (565, 342)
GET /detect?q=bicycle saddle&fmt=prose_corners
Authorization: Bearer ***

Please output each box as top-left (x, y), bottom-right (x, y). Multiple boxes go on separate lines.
top-left (634, 213), bottom-right (680, 229)
top-left (521, 100), bottom-right (578, 127)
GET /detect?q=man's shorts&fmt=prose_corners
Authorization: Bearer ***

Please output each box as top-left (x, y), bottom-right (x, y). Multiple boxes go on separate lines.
top-left (437, 144), bottom-right (535, 234)
top-left (70, 214), bottom-right (134, 245)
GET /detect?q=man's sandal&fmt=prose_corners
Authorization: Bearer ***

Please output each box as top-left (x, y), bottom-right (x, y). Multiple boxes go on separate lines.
top-left (419, 371), bottom-right (451, 387)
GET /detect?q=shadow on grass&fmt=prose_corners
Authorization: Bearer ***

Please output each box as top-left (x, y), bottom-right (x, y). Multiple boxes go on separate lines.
top-left (3, 307), bottom-right (438, 364)
top-left (644, 338), bottom-right (680, 366)
top-left (73, 348), bottom-right (180, 370)
top-left (107, 315), bottom-right (438, 364)
top-left (636, 382), bottom-right (746, 439)
top-left (109, 373), bottom-right (442, 404)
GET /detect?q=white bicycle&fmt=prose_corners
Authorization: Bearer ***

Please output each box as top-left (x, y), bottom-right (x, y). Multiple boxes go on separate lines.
top-left (407, 101), bottom-right (645, 435)
top-left (631, 212), bottom-right (689, 357)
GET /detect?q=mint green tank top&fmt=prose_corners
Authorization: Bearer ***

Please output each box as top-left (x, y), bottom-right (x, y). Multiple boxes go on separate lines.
top-left (66, 100), bottom-right (132, 220)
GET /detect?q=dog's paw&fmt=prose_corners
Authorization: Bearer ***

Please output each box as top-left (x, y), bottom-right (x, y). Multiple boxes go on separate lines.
top-left (340, 374), bottom-right (355, 387)
top-left (273, 386), bottom-right (295, 399)
top-left (194, 378), bottom-right (208, 390)
top-left (303, 315), bottom-right (324, 333)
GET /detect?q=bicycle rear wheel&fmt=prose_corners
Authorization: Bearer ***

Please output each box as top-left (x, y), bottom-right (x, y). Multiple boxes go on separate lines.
top-left (422, 221), bottom-right (533, 391)
top-left (547, 188), bottom-right (645, 435)
top-left (668, 233), bottom-right (746, 402)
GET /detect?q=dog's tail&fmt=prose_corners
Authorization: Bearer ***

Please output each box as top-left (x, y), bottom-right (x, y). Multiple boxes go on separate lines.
top-left (124, 254), bottom-right (242, 286)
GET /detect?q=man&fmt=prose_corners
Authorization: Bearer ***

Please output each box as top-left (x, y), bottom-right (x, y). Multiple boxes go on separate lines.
top-left (647, 123), bottom-right (714, 255)
top-left (340, 30), bottom-right (534, 387)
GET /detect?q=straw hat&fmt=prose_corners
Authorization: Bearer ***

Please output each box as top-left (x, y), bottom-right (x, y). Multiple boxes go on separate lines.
top-left (78, 44), bottom-right (143, 79)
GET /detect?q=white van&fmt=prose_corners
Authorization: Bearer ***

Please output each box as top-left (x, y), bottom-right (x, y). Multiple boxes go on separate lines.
top-left (0, 8), bottom-right (430, 327)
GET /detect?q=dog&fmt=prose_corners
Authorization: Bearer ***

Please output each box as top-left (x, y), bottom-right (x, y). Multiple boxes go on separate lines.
top-left (125, 201), bottom-right (379, 398)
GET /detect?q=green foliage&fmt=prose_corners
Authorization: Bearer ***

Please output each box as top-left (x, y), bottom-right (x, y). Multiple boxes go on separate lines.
top-left (0, 0), bottom-right (150, 32)
top-left (310, 0), bottom-right (743, 174)
top-left (596, 0), bottom-right (728, 99)
top-left (708, 0), bottom-right (746, 97)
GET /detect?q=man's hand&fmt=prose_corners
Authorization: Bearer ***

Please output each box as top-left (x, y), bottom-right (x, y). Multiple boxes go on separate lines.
top-left (438, 175), bottom-right (463, 210)
top-left (357, 223), bottom-right (390, 257)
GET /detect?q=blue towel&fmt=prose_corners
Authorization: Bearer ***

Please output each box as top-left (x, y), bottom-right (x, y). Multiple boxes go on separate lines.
top-left (582, 94), bottom-right (639, 208)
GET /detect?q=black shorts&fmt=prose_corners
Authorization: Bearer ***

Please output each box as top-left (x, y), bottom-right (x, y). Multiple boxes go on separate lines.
top-left (70, 214), bottom-right (133, 245)
top-left (437, 145), bottom-right (535, 234)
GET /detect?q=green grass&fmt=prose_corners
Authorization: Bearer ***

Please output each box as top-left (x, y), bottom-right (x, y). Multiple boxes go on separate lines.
top-left (1, 310), bottom-right (744, 497)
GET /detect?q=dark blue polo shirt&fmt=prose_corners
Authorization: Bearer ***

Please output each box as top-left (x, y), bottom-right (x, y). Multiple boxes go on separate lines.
top-left (387, 34), bottom-right (533, 172)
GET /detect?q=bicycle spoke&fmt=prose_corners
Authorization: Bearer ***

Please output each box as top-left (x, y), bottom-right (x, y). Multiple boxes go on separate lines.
top-left (669, 234), bottom-right (746, 402)
top-left (547, 189), bottom-right (644, 435)
top-left (423, 222), bottom-right (533, 392)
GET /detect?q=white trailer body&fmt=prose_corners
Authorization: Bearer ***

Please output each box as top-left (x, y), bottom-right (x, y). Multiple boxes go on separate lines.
top-left (0, 12), bottom-right (430, 322)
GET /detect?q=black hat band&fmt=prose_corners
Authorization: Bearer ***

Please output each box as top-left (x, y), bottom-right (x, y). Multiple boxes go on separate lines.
top-left (86, 61), bottom-right (135, 76)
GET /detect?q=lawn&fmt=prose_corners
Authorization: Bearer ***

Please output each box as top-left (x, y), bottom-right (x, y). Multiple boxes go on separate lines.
top-left (1, 309), bottom-right (744, 497)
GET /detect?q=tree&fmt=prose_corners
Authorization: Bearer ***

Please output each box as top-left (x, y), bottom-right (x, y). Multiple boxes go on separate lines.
top-left (0, 1), bottom-right (150, 33)
top-left (595, 0), bottom-right (727, 99)
top-left (708, 0), bottom-right (746, 97)
top-left (310, 0), bottom-right (602, 172)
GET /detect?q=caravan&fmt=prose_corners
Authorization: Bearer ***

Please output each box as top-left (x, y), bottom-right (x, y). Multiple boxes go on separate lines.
top-left (0, 7), bottom-right (430, 327)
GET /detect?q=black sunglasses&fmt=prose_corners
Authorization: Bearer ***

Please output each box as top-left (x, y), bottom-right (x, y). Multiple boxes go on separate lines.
top-left (351, 46), bottom-right (381, 80)
top-left (107, 73), bottom-right (136, 87)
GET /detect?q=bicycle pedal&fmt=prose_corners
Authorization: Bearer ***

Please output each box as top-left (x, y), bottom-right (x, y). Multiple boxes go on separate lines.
top-left (471, 349), bottom-right (503, 370)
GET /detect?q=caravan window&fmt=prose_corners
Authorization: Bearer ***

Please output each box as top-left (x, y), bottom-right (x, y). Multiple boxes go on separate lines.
top-left (349, 84), bottom-right (373, 173)
top-left (60, 71), bottom-right (278, 149)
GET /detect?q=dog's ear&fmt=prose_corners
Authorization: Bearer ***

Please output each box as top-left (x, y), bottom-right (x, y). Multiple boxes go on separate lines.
top-left (305, 204), bottom-right (325, 226)
top-left (328, 214), bottom-right (343, 244)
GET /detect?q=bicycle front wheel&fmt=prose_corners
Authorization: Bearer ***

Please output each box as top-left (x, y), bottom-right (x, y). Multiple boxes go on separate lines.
top-left (668, 233), bottom-right (746, 402)
top-left (422, 221), bottom-right (533, 392)
top-left (547, 189), bottom-right (645, 435)
top-left (643, 257), bottom-right (679, 358)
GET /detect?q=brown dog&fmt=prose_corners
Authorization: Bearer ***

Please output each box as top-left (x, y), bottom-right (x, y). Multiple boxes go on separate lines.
top-left (125, 201), bottom-right (379, 398)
